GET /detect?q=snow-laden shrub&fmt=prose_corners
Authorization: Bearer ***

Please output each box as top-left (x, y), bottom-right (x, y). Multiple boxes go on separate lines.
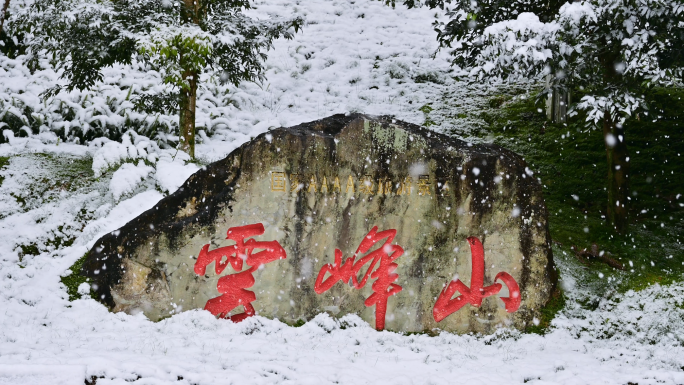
top-left (0, 54), bottom-right (180, 145)
top-left (557, 283), bottom-right (684, 347)
top-left (90, 131), bottom-right (161, 177)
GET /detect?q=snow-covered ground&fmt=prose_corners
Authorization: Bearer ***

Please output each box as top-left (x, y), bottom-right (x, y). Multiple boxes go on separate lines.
top-left (1, 0), bottom-right (684, 384)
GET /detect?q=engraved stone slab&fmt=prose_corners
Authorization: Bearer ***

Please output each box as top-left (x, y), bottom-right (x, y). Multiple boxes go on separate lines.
top-left (82, 114), bottom-right (557, 334)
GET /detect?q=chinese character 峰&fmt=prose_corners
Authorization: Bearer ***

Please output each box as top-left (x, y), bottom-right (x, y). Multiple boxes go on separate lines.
top-left (314, 226), bottom-right (403, 330)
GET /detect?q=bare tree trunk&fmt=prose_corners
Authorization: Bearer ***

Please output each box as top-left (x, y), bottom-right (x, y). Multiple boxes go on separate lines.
top-left (603, 113), bottom-right (629, 233)
top-left (549, 88), bottom-right (569, 123)
top-left (179, 71), bottom-right (197, 159)
top-left (544, 75), bottom-right (570, 123)
top-left (177, 0), bottom-right (201, 159)
top-left (182, 0), bottom-right (201, 23)
top-left (0, 0), bottom-right (11, 36)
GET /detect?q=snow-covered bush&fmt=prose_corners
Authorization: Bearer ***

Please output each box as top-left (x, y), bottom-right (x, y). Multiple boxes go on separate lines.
top-left (474, 0), bottom-right (683, 231)
top-left (384, 0), bottom-right (564, 68)
top-left (0, 75), bottom-right (177, 144)
top-left (1, 0), bottom-right (454, 154)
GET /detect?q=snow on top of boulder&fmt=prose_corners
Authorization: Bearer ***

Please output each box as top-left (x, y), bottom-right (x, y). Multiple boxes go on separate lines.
top-left (154, 159), bottom-right (200, 194)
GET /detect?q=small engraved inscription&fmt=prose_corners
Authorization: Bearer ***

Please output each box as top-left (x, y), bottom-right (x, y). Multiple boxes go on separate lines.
top-left (290, 174), bottom-right (301, 192)
top-left (271, 172), bottom-right (286, 192)
top-left (270, 171), bottom-right (443, 197)
top-left (417, 175), bottom-right (431, 196)
top-left (359, 175), bottom-right (374, 195)
top-left (308, 175), bottom-right (318, 193)
top-left (346, 176), bottom-right (355, 193)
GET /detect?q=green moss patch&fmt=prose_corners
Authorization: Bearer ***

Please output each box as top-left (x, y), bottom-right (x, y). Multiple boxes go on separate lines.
top-left (18, 243), bottom-right (40, 262)
top-left (526, 287), bottom-right (566, 335)
top-left (0, 156), bottom-right (9, 186)
top-left (61, 254), bottom-right (90, 301)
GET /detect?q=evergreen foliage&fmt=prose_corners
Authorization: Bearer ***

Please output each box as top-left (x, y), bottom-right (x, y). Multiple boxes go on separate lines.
top-left (392, 0), bottom-right (684, 233)
top-left (469, 0), bottom-right (683, 233)
top-left (478, 87), bottom-right (684, 292)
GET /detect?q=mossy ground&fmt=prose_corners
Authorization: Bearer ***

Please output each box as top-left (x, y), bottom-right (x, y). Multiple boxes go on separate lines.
top-left (526, 287), bottom-right (566, 335)
top-left (3, 153), bottom-right (95, 211)
top-left (61, 253), bottom-right (90, 301)
top-left (0, 156), bottom-right (9, 185)
top-left (467, 87), bottom-right (684, 293)
top-left (1, 153), bottom-right (99, 267)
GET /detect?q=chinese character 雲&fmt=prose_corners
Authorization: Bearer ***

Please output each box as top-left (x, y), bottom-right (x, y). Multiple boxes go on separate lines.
top-left (194, 223), bottom-right (286, 322)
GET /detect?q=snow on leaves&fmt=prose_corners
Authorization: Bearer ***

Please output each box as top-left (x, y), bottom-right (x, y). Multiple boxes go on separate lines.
top-left (468, 0), bottom-right (684, 125)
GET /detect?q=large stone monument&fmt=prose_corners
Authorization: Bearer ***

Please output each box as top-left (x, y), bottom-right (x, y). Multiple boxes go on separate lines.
top-left (81, 114), bottom-right (557, 334)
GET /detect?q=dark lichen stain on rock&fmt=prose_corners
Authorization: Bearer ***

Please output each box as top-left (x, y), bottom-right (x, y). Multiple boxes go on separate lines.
top-left (82, 113), bottom-right (557, 334)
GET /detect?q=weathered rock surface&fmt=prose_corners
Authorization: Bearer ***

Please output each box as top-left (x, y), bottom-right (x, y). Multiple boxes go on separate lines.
top-left (82, 114), bottom-right (557, 333)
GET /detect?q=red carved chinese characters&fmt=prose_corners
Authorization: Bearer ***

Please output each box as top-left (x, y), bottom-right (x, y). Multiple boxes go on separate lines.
top-left (314, 226), bottom-right (403, 331)
top-left (194, 223), bottom-right (286, 322)
top-left (433, 237), bottom-right (521, 322)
